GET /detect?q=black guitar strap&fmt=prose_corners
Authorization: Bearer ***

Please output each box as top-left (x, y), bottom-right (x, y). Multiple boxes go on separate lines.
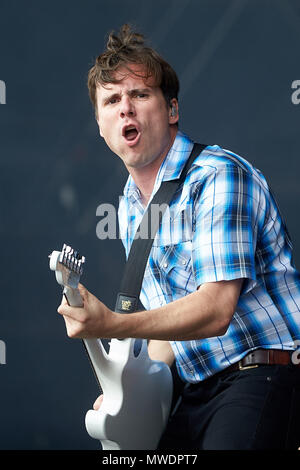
top-left (115, 143), bottom-right (206, 314)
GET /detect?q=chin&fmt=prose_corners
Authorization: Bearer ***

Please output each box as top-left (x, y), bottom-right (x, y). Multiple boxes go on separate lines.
top-left (121, 151), bottom-right (149, 169)
top-left (124, 158), bottom-right (146, 170)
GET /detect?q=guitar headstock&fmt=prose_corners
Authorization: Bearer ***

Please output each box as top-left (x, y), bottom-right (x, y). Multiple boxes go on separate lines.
top-left (49, 243), bottom-right (85, 289)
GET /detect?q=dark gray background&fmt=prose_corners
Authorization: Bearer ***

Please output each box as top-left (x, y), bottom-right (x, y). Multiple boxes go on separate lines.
top-left (0, 0), bottom-right (299, 450)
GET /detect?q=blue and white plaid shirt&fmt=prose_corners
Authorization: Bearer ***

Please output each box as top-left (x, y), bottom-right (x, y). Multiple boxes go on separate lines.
top-left (118, 131), bottom-right (300, 383)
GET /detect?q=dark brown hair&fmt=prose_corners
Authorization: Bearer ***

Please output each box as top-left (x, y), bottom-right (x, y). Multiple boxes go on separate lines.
top-left (87, 24), bottom-right (179, 116)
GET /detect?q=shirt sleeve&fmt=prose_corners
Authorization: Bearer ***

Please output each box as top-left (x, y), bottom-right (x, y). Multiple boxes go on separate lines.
top-left (191, 163), bottom-right (261, 292)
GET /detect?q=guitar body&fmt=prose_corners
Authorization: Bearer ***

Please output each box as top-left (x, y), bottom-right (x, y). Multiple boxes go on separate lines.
top-left (85, 337), bottom-right (173, 450)
top-left (49, 245), bottom-right (173, 450)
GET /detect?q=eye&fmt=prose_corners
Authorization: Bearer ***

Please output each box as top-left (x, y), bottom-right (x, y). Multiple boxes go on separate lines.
top-left (105, 96), bottom-right (120, 105)
top-left (133, 92), bottom-right (149, 99)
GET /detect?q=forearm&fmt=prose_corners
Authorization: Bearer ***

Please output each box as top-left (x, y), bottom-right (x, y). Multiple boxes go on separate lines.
top-left (111, 285), bottom-right (231, 341)
top-left (58, 279), bottom-right (242, 342)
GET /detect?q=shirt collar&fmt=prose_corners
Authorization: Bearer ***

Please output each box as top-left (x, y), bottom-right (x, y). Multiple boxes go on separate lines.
top-left (123, 131), bottom-right (194, 202)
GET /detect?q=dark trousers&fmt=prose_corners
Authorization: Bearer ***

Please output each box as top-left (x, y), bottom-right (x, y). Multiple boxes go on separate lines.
top-left (158, 364), bottom-right (300, 450)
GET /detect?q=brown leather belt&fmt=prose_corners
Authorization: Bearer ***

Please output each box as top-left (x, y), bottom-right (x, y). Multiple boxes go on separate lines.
top-left (227, 348), bottom-right (296, 372)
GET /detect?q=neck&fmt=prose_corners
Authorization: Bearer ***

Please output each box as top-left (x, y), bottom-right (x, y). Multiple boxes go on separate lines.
top-left (129, 157), bottom-right (164, 206)
top-left (126, 130), bottom-right (177, 206)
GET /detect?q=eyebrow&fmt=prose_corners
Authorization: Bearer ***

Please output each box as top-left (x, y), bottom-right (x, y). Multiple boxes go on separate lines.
top-left (102, 87), bottom-right (152, 104)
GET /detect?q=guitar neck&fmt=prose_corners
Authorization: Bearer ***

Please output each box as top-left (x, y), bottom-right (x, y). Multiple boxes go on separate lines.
top-left (63, 285), bottom-right (109, 393)
top-left (63, 286), bottom-right (83, 308)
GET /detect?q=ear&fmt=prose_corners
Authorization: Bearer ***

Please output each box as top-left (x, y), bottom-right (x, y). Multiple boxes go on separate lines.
top-left (168, 98), bottom-right (179, 125)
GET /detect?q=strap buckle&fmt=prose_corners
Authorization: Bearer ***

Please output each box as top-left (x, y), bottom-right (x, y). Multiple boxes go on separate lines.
top-left (238, 362), bottom-right (259, 371)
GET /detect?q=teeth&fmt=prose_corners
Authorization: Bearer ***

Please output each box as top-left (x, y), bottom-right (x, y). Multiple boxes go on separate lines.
top-left (124, 125), bottom-right (136, 134)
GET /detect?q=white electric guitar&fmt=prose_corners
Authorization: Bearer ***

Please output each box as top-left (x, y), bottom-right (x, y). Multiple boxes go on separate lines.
top-left (49, 244), bottom-right (173, 450)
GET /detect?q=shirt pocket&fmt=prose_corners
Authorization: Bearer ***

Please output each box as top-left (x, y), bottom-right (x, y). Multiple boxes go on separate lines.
top-left (150, 240), bottom-right (196, 299)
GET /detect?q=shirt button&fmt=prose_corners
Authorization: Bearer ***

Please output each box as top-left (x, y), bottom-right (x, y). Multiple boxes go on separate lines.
top-left (163, 263), bottom-right (168, 269)
top-left (182, 260), bottom-right (186, 265)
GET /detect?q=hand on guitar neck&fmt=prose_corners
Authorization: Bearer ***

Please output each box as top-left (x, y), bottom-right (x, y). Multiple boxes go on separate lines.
top-left (58, 283), bottom-right (117, 340)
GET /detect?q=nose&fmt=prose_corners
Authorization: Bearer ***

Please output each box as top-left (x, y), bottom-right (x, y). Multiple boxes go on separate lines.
top-left (119, 96), bottom-right (136, 118)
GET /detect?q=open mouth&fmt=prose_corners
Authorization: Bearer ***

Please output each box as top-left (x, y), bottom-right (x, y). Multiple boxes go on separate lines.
top-left (124, 126), bottom-right (138, 141)
top-left (122, 124), bottom-right (140, 145)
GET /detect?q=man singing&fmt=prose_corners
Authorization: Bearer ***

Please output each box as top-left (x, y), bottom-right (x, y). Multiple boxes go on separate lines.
top-left (58, 24), bottom-right (300, 449)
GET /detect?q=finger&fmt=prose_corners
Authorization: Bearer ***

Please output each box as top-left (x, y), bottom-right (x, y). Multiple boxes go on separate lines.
top-left (57, 298), bottom-right (83, 316)
top-left (93, 394), bottom-right (103, 410)
top-left (57, 302), bottom-right (70, 315)
top-left (57, 303), bottom-right (85, 323)
top-left (57, 293), bottom-right (69, 315)
top-left (77, 283), bottom-right (89, 300)
top-left (60, 313), bottom-right (84, 338)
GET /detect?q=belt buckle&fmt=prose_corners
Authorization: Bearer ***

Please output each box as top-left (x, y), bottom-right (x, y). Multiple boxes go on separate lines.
top-left (238, 361), bottom-right (259, 371)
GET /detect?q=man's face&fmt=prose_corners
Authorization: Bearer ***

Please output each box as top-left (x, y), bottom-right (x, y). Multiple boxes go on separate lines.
top-left (95, 64), bottom-right (179, 170)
